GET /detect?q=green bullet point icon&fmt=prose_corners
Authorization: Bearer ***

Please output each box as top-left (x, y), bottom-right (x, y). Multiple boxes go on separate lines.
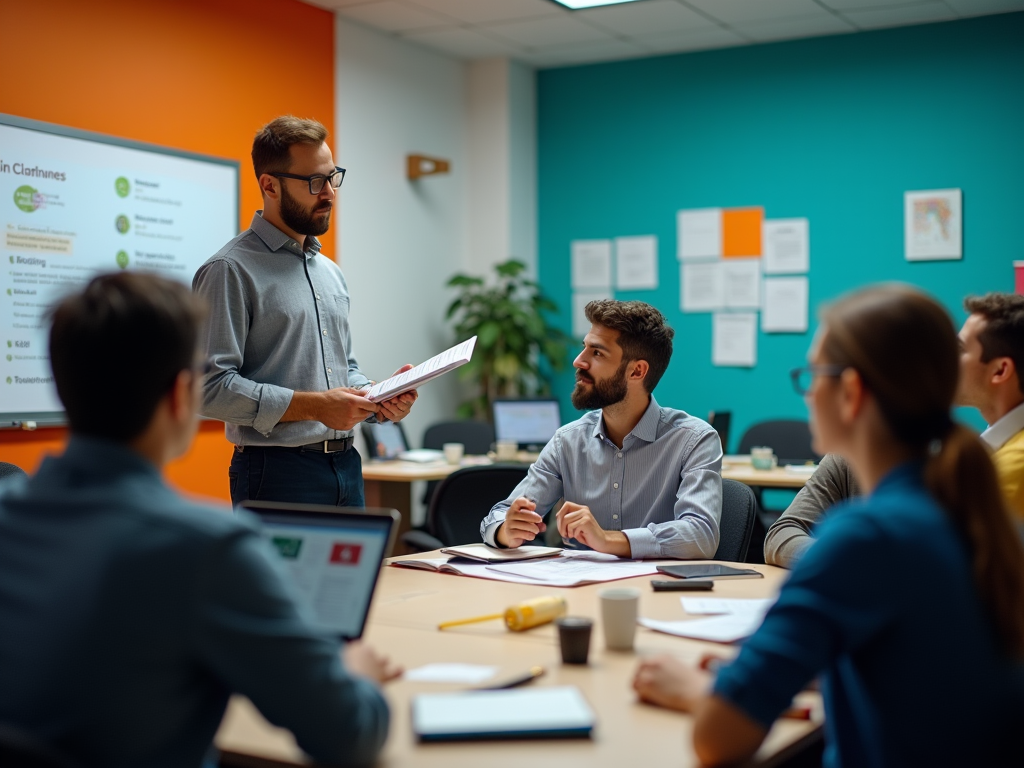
top-left (6, 341), bottom-right (10, 348)
top-left (116, 250), bottom-right (129, 269)
top-left (116, 215), bottom-right (130, 234)
top-left (5, 377), bottom-right (11, 384)
top-left (115, 176), bottom-right (130, 197)
top-left (5, 355), bottom-right (10, 362)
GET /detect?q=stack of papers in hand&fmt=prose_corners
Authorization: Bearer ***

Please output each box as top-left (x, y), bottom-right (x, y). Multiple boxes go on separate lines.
top-left (365, 337), bottom-right (476, 403)
top-left (639, 597), bottom-right (775, 644)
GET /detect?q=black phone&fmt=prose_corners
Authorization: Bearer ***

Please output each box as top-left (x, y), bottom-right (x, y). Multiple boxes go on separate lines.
top-left (650, 579), bottom-right (714, 591)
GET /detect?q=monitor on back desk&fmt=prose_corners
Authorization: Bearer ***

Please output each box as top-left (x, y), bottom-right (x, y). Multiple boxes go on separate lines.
top-left (492, 398), bottom-right (562, 452)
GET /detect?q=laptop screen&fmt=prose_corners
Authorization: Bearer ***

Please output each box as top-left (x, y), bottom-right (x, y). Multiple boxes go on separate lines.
top-left (243, 503), bottom-right (397, 640)
top-left (492, 399), bottom-right (562, 449)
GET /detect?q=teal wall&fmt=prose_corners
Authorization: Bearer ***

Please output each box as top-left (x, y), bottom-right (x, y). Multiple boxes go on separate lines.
top-left (537, 13), bottom-right (1024, 448)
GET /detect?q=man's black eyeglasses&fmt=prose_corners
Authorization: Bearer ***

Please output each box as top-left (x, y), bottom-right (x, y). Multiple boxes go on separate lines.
top-left (789, 365), bottom-right (847, 396)
top-left (270, 166), bottom-right (346, 195)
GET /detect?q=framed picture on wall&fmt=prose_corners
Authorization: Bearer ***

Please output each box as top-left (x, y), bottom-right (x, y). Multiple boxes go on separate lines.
top-left (904, 188), bottom-right (962, 261)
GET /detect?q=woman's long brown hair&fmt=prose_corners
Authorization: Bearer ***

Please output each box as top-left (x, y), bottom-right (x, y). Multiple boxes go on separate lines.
top-left (821, 284), bottom-right (1024, 657)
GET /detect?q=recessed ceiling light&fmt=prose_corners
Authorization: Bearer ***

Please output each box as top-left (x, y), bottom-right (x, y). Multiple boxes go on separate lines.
top-left (549, 0), bottom-right (647, 9)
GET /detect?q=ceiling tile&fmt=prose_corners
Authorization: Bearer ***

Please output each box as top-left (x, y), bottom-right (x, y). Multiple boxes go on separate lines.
top-left (405, 0), bottom-right (564, 24)
top-left (576, 0), bottom-right (717, 35)
top-left (338, 1), bottom-right (450, 32)
top-left (402, 26), bottom-right (525, 58)
top-left (734, 12), bottom-right (856, 41)
top-left (483, 14), bottom-right (616, 47)
top-left (636, 25), bottom-right (748, 52)
top-left (843, 1), bottom-right (958, 28)
top-left (944, 0), bottom-right (1024, 14)
top-left (682, 0), bottom-right (835, 24)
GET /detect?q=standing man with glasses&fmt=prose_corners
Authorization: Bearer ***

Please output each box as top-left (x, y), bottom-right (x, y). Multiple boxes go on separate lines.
top-left (194, 115), bottom-right (417, 508)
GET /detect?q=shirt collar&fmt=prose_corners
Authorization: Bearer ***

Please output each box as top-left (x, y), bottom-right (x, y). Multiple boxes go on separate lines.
top-left (593, 395), bottom-right (661, 446)
top-left (981, 400), bottom-right (1024, 451)
top-left (56, 435), bottom-right (163, 482)
top-left (250, 211), bottom-right (322, 260)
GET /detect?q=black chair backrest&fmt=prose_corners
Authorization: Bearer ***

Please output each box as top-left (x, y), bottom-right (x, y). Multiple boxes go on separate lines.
top-left (707, 410), bottom-right (732, 455)
top-left (427, 465), bottom-right (529, 547)
top-left (737, 419), bottom-right (818, 465)
top-left (0, 725), bottom-right (78, 768)
top-left (715, 479), bottom-right (757, 562)
top-left (422, 421), bottom-right (495, 455)
top-left (0, 462), bottom-right (28, 482)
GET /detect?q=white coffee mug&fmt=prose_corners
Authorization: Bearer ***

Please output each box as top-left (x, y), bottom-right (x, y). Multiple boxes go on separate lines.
top-left (495, 440), bottom-right (519, 462)
top-left (443, 442), bottom-right (464, 465)
top-left (750, 446), bottom-right (778, 471)
top-left (599, 587), bottom-right (640, 651)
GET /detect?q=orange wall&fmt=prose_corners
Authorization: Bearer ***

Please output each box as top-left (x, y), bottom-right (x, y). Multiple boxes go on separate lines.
top-left (0, 0), bottom-right (336, 502)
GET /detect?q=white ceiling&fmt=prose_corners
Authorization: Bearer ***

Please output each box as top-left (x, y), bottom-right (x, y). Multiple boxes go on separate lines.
top-left (313, 0), bottom-right (1024, 67)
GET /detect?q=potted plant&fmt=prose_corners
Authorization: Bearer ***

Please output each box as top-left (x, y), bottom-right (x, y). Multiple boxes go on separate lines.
top-left (446, 259), bottom-right (571, 420)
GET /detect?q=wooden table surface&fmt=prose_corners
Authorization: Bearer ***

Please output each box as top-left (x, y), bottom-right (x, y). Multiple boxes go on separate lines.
top-left (216, 557), bottom-right (821, 767)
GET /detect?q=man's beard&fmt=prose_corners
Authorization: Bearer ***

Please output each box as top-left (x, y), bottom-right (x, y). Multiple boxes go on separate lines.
top-left (280, 184), bottom-right (332, 237)
top-left (571, 361), bottom-right (629, 410)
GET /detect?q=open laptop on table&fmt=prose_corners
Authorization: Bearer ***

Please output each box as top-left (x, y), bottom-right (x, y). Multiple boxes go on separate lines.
top-left (242, 501), bottom-right (399, 640)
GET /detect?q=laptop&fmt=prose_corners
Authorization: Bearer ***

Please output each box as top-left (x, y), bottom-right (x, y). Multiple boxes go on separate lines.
top-left (492, 398), bottom-right (562, 451)
top-left (362, 421), bottom-right (444, 463)
top-left (242, 501), bottom-right (399, 640)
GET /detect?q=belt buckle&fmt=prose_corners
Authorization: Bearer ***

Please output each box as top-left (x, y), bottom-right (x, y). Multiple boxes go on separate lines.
top-left (322, 440), bottom-right (331, 453)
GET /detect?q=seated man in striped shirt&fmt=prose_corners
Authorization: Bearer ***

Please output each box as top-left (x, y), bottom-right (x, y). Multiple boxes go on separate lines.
top-left (480, 300), bottom-right (723, 560)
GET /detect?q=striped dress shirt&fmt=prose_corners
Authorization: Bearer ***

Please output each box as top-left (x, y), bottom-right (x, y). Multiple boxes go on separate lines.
top-left (481, 396), bottom-right (723, 559)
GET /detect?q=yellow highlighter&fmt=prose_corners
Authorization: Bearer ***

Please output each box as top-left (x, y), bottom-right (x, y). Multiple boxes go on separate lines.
top-left (438, 596), bottom-right (568, 632)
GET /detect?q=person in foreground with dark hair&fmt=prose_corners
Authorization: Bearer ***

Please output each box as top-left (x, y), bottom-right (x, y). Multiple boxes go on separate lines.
top-left (481, 299), bottom-right (722, 559)
top-left (0, 273), bottom-right (396, 768)
top-left (764, 291), bottom-right (1024, 569)
top-left (632, 285), bottom-right (1024, 766)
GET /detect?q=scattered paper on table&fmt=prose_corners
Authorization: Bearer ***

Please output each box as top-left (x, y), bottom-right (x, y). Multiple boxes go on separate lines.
top-left (681, 262), bottom-right (724, 312)
top-left (405, 664), bottom-right (499, 684)
top-left (763, 219), bottom-right (809, 274)
top-left (713, 312), bottom-right (757, 367)
top-left (573, 290), bottom-right (610, 337)
top-left (639, 612), bottom-right (767, 644)
top-left (571, 240), bottom-right (612, 289)
top-left (485, 550), bottom-right (659, 587)
top-left (680, 597), bottom-right (775, 616)
top-left (762, 277), bottom-right (808, 333)
top-left (678, 208), bottom-right (722, 261)
top-left (615, 236), bottom-right (658, 290)
top-left (723, 259), bottom-right (761, 309)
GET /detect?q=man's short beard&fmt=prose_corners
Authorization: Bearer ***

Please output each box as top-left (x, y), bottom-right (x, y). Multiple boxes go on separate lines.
top-left (571, 360), bottom-right (630, 410)
top-left (280, 183), bottom-right (331, 237)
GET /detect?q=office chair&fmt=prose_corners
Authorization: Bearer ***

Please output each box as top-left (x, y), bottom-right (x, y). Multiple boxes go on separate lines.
top-left (736, 419), bottom-right (817, 465)
top-left (0, 726), bottom-right (78, 768)
top-left (713, 479), bottom-right (758, 563)
top-left (402, 464), bottom-right (529, 552)
top-left (420, 420), bottom-right (496, 508)
top-left (0, 462), bottom-right (28, 482)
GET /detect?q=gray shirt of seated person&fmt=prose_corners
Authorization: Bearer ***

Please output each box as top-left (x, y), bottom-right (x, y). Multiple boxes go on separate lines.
top-left (763, 453), bottom-right (860, 569)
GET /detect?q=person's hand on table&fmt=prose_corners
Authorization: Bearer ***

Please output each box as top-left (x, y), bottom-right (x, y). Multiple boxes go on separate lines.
top-left (377, 365), bottom-right (418, 423)
top-left (496, 496), bottom-right (546, 548)
top-left (632, 655), bottom-right (712, 712)
top-left (556, 502), bottom-right (631, 557)
top-left (320, 388), bottom-right (379, 431)
top-left (344, 641), bottom-right (402, 685)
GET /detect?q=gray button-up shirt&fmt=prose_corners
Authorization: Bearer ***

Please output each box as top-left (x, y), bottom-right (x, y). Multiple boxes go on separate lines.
top-left (481, 396), bottom-right (723, 559)
top-left (193, 212), bottom-right (370, 447)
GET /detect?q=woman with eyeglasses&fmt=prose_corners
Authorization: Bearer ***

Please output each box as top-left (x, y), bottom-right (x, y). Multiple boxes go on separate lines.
top-left (632, 285), bottom-right (1024, 767)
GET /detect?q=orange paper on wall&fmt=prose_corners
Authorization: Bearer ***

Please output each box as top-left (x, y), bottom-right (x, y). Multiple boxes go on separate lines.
top-left (722, 208), bottom-right (763, 258)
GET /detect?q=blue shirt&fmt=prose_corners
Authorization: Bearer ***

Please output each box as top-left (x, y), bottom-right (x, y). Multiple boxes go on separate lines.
top-left (0, 437), bottom-right (388, 768)
top-left (193, 212), bottom-right (372, 447)
top-left (714, 462), bottom-right (1024, 768)
top-left (481, 396), bottom-right (723, 559)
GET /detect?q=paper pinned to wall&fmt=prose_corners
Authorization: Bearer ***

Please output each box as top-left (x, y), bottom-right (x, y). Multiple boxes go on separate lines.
top-left (615, 235), bottom-right (658, 290)
top-left (713, 312), bottom-right (757, 367)
top-left (571, 240), bottom-right (612, 289)
top-left (763, 219), bottom-right (809, 274)
top-left (678, 208), bottom-right (722, 261)
top-left (573, 290), bottom-right (610, 337)
top-left (723, 259), bottom-right (761, 309)
top-left (681, 262), bottom-right (724, 312)
top-left (762, 277), bottom-right (809, 333)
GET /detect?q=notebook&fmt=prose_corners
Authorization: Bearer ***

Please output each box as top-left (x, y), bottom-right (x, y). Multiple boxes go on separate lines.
top-left (412, 686), bottom-right (595, 741)
top-left (438, 543), bottom-right (563, 563)
top-left (243, 501), bottom-right (398, 640)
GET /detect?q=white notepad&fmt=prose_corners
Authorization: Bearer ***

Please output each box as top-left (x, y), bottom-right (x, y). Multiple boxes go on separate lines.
top-left (412, 686), bottom-right (595, 741)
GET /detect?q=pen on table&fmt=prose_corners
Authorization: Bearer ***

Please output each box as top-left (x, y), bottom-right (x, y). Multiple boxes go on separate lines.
top-left (477, 666), bottom-right (545, 690)
top-left (699, 655), bottom-right (813, 721)
top-left (438, 612), bottom-right (504, 630)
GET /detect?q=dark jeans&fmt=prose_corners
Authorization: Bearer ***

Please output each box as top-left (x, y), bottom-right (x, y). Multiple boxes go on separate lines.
top-left (228, 447), bottom-right (365, 508)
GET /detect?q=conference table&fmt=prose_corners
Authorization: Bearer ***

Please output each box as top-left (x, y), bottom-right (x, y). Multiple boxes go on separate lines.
top-left (216, 556), bottom-right (822, 767)
top-left (363, 454), bottom-right (813, 547)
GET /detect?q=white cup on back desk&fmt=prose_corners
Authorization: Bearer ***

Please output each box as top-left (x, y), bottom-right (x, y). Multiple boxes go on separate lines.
top-left (494, 440), bottom-right (519, 462)
top-left (442, 442), bottom-right (464, 465)
top-left (599, 587), bottom-right (640, 651)
top-left (750, 446), bottom-right (778, 471)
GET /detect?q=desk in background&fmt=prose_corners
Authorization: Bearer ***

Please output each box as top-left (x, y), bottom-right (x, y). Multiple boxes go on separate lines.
top-left (217, 558), bottom-right (821, 767)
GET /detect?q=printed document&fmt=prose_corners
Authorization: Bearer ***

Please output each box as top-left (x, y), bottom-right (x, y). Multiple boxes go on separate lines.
top-left (365, 337), bottom-right (476, 402)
